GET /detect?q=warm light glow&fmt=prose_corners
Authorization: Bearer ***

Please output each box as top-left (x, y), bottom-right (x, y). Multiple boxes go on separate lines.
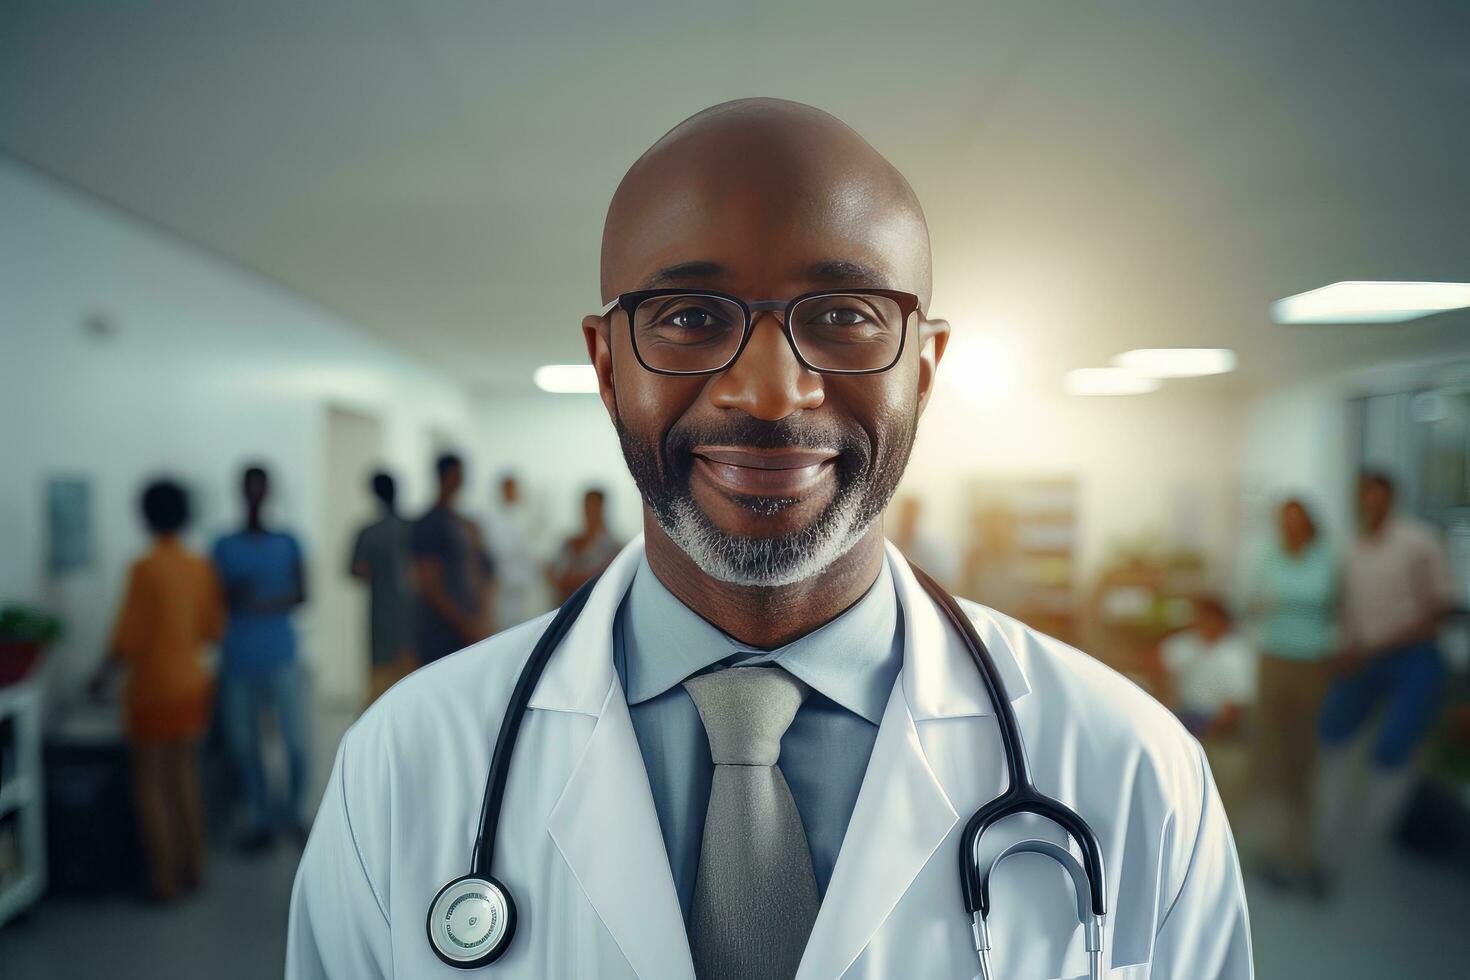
top-left (1272, 281), bottom-right (1470, 324)
top-left (533, 364), bottom-right (599, 394)
top-left (1113, 348), bottom-right (1237, 378)
top-left (1063, 367), bottom-right (1160, 396)
top-left (941, 333), bottom-right (1019, 399)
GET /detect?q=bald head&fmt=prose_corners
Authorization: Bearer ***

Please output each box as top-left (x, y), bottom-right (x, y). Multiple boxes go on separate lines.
top-left (600, 98), bottom-right (932, 306)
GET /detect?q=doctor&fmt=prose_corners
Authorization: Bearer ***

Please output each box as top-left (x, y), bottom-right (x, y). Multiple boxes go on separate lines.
top-left (288, 98), bottom-right (1251, 979)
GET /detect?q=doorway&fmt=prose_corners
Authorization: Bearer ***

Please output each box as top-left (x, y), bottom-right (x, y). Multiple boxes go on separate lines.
top-left (316, 407), bottom-right (384, 709)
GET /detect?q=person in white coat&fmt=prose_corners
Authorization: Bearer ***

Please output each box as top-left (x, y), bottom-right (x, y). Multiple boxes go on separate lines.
top-left (289, 98), bottom-right (1251, 980)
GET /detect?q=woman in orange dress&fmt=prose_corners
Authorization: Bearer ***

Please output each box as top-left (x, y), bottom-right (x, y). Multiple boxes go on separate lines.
top-left (106, 479), bottom-right (223, 900)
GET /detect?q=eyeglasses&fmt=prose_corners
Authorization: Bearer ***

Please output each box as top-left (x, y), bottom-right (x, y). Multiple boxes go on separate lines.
top-left (600, 288), bottom-right (921, 376)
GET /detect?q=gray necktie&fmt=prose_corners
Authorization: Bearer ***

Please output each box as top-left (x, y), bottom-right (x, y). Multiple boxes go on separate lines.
top-left (682, 665), bottom-right (820, 980)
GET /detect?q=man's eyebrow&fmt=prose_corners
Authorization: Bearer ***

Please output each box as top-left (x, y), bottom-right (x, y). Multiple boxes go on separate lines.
top-left (641, 260), bottom-right (726, 288)
top-left (804, 260), bottom-right (891, 286)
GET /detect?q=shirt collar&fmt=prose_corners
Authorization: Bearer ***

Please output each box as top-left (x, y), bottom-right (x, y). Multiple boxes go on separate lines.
top-left (619, 556), bottom-right (901, 725)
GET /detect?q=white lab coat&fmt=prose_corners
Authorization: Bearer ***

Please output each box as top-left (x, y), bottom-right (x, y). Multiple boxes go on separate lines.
top-left (288, 538), bottom-right (1252, 979)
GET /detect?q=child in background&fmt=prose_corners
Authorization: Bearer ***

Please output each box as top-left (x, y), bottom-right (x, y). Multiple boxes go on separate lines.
top-left (102, 478), bottom-right (223, 900)
top-left (1162, 596), bottom-right (1258, 737)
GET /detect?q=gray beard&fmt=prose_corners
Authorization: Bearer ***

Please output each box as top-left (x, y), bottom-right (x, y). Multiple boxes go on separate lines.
top-left (656, 486), bottom-right (881, 588)
top-left (615, 406), bottom-right (914, 588)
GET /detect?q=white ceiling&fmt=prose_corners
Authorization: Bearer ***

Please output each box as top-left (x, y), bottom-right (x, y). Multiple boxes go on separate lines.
top-left (4, 0), bottom-right (1468, 394)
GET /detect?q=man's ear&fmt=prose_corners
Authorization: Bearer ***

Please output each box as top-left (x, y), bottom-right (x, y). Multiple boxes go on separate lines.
top-left (582, 314), bottom-right (619, 423)
top-left (915, 317), bottom-right (950, 418)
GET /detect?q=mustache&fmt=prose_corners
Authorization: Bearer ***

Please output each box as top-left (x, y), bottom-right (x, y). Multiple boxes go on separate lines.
top-left (663, 415), bottom-right (869, 465)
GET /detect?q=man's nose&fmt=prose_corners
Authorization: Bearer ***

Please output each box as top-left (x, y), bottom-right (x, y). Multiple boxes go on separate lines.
top-left (705, 312), bottom-right (824, 420)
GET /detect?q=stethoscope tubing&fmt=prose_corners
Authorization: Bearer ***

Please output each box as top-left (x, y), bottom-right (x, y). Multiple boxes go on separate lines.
top-left (454, 558), bottom-right (1109, 973)
top-left (470, 575), bottom-right (602, 875)
top-left (904, 562), bottom-right (1107, 919)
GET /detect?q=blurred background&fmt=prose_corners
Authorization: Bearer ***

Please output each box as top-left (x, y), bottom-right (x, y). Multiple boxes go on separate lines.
top-left (2, 1), bottom-right (1469, 977)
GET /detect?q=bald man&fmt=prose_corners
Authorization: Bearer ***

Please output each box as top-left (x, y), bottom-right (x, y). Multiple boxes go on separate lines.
top-left (289, 100), bottom-right (1251, 980)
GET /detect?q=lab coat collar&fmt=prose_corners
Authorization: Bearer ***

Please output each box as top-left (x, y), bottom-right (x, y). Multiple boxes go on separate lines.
top-left (525, 536), bottom-right (645, 716)
top-left (528, 536), bottom-right (1034, 720)
top-left (888, 538), bottom-right (1032, 720)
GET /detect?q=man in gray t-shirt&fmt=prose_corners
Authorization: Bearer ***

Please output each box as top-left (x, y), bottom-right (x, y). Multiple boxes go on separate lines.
top-left (350, 472), bottom-right (416, 702)
top-left (411, 453), bottom-right (495, 665)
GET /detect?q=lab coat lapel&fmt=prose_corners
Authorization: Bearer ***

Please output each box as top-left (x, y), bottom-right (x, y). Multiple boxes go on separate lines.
top-left (537, 538), bottom-right (696, 980)
top-left (545, 680), bottom-right (694, 980)
top-left (795, 682), bottom-right (958, 980)
top-left (796, 544), bottom-right (1030, 979)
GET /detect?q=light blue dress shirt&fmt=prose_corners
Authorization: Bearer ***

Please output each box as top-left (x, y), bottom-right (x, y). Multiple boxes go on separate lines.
top-left (612, 556), bottom-right (904, 924)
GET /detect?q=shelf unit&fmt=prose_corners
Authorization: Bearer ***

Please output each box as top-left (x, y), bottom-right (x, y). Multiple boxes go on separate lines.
top-left (960, 477), bottom-right (1081, 645)
top-left (0, 679), bottom-right (45, 928)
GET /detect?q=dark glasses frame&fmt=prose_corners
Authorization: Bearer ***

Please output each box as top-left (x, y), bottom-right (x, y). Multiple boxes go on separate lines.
top-left (599, 287), bottom-right (922, 377)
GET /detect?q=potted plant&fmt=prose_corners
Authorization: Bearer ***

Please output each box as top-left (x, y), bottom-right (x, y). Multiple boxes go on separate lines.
top-left (0, 603), bottom-right (62, 687)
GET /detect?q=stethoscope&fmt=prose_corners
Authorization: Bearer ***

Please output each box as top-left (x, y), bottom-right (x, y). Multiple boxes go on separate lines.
top-left (427, 562), bottom-right (1108, 979)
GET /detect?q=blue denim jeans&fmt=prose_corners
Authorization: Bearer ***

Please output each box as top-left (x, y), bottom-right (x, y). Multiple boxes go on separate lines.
top-left (1318, 642), bottom-right (1445, 769)
top-left (219, 659), bottom-right (310, 832)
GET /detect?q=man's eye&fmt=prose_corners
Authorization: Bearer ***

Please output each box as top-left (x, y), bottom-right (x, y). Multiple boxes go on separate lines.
top-left (816, 308), bottom-right (870, 327)
top-left (665, 307), bottom-right (721, 330)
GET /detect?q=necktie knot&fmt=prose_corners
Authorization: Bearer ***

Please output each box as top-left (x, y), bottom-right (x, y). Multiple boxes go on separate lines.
top-left (682, 665), bottom-right (809, 766)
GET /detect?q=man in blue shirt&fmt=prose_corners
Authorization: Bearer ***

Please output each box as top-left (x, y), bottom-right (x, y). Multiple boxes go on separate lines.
top-left (214, 464), bottom-right (309, 851)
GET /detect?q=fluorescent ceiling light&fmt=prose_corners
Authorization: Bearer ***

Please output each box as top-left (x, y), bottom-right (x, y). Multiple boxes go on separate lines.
top-left (533, 364), bottom-right (599, 394)
top-left (1113, 348), bottom-right (1236, 378)
top-left (1064, 367), bottom-right (1160, 396)
top-left (1272, 281), bottom-right (1470, 324)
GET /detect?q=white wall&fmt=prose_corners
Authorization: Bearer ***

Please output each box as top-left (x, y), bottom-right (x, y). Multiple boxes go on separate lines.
top-left (470, 393), bottom-right (641, 549)
top-left (0, 160), bottom-right (476, 707)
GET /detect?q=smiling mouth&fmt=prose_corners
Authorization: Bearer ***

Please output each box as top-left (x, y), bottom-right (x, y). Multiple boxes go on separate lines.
top-left (691, 446), bottom-right (840, 497)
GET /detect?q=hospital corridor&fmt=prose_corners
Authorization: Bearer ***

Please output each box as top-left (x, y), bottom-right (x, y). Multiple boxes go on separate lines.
top-left (3, 2), bottom-right (1470, 978)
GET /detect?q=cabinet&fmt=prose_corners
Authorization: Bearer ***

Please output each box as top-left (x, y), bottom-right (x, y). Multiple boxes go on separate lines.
top-left (0, 679), bottom-right (45, 927)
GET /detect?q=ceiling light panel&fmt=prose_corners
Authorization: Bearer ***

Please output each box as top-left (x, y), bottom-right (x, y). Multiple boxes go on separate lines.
top-left (1113, 348), bottom-right (1237, 378)
top-left (1272, 281), bottom-right (1470, 324)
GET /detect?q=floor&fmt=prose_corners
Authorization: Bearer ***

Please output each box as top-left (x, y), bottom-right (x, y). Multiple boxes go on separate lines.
top-left (0, 700), bottom-right (353, 979)
top-left (1244, 847), bottom-right (1468, 979)
top-left (3, 710), bottom-right (1468, 978)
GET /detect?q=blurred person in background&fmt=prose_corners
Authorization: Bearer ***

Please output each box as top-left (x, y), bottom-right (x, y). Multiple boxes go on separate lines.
top-left (1162, 596), bottom-right (1257, 738)
top-left (1316, 470), bottom-right (1457, 872)
top-left (1251, 498), bottom-right (1337, 894)
top-left (484, 473), bottom-right (542, 627)
top-left (887, 495), bottom-right (956, 587)
top-left (99, 478), bottom-right (222, 901)
top-left (349, 471), bottom-right (416, 704)
top-left (547, 487), bottom-right (621, 604)
top-left (412, 453), bottom-right (495, 664)
top-left (213, 464), bottom-right (310, 852)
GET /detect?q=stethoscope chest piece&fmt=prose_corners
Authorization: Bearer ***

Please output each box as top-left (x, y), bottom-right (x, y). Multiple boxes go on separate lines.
top-left (427, 873), bottom-right (517, 969)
